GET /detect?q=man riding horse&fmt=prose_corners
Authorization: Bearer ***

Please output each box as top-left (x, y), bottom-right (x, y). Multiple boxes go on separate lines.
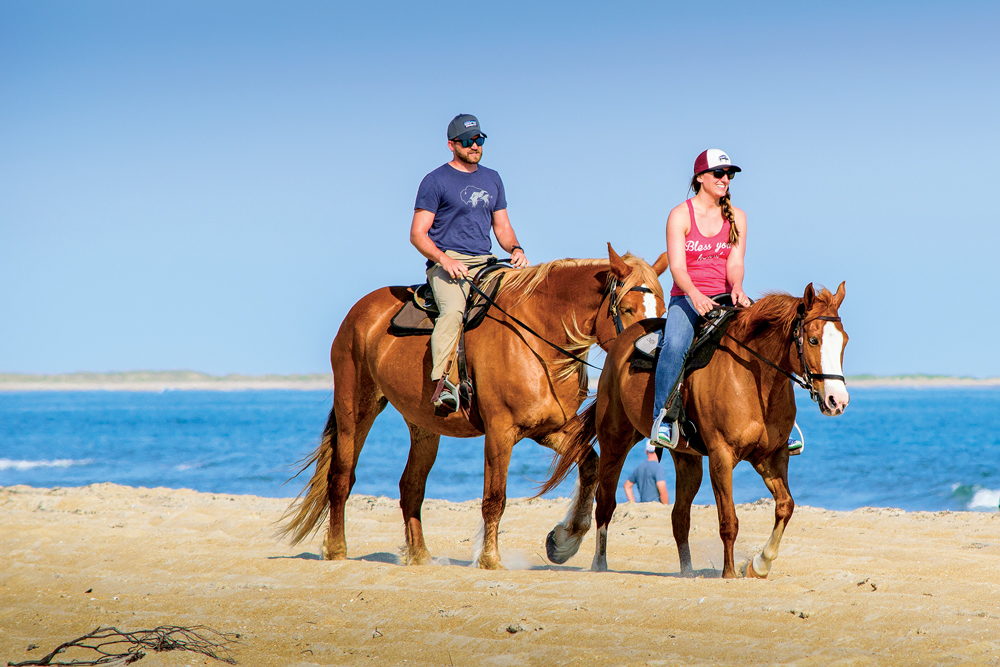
top-left (408, 113), bottom-right (528, 411)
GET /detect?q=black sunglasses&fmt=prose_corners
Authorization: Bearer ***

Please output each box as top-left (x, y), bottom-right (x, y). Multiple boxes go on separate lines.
top-left (708, 168), bottom-right (737, 179)
top-left (453, 135), bottom-right (486, 148)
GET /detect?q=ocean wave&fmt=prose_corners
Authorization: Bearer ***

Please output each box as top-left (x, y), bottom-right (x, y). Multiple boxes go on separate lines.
top-left (0, 458), bottom-right (96, 471)
top-left (968, 488), bottom-right (1000, 510)
top-left (951, 483), bottom-right (1000, 510)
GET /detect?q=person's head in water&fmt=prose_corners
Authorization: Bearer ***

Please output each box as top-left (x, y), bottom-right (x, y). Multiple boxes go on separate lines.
top-left (690, 148), bottom-right (742, 245)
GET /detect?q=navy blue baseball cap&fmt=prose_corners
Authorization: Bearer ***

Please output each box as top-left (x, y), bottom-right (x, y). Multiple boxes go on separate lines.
top-left (447, 114), bottom-right (487, 142)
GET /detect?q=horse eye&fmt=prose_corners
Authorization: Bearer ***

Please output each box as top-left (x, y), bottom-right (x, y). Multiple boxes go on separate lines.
top-left (808, 337), bottom-right (819, 345)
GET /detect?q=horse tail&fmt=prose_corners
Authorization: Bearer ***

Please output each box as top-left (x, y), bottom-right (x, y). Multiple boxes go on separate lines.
top-left (535, 401), bottom-right (598, 498)
top-left (277, 406), bottom-right (338, 545)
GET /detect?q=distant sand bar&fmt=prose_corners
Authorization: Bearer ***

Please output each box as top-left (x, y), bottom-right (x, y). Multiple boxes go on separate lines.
top-left (2, 371), bottom-right (998, 392)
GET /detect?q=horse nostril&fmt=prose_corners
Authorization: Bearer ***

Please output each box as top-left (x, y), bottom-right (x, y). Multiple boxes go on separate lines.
top-left (827, 395), bottom-right (838, 409)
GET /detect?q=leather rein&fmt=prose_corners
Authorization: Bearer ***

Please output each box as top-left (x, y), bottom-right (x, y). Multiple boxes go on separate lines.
top-left (719, 307), bottom-right (846, 405)
top-left (466, 273), bottom-right (650, 371)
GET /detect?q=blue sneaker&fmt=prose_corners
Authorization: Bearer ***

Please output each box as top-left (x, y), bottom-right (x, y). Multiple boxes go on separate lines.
top-left (787, 437), bottom-right (803, 456)
top-left (650, 408), bottom-right (679, 449)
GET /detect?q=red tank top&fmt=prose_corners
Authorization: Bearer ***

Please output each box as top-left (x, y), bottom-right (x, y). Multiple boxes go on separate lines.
top-left (670, 199), bottom-right (733, 297)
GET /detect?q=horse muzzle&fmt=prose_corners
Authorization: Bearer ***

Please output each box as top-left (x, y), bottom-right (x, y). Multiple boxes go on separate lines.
top-left (819, 382), bottom-right (850, 416)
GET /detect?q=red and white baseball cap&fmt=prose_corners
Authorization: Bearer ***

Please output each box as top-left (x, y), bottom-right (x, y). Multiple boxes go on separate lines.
top-left (693, 148), bottom-right (741, 175)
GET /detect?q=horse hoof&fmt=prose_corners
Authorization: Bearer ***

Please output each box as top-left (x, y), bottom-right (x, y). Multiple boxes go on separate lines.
top-left (545, 529), bottom-right (570, 564)
top-left (478, 557), bottom-right (505, 570)
top-left (321, 543), bottom-right (348, 561)
top-left (745, 559), bottom-right (768, 579)
top-left (405, 549), bottom-right (432, 566)
top-left (545, 526), bottom-right (582, 564)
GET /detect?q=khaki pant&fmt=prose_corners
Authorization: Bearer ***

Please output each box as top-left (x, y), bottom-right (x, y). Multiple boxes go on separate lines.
top-left (427, 250), bottom-right (495, 380)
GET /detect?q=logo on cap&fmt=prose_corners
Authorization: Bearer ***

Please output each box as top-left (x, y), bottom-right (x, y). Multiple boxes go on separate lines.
top-left (464, 120), bottom-right (477, 128)
top-left (717, 154), bottom-right (730, 163)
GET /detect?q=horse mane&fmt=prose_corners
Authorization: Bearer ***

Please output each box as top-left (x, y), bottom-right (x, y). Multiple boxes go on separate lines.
top-left (728, 286), bottom-right (841, 342)
top-left (487, 253), bottom-right (662, 306)
top-left (484, 253), bottom-right (663, 384)
top-left (728, 292), bottom-right (800, 342)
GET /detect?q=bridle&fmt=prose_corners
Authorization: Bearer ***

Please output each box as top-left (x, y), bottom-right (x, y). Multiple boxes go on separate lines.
top-left (792, 313), bottom-right (846, 402)
top-left (608, 277), bottom-right (656, 335)
top-left (722, 307), bottom-right (846, 405)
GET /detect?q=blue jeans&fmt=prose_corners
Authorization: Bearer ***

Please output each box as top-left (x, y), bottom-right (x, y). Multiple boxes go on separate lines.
top-left (652, 295), bottom-right (700, 419)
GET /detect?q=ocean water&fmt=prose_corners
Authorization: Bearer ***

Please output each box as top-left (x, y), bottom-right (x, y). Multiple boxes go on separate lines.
top-left (1, 387), bottom-right (998, 512)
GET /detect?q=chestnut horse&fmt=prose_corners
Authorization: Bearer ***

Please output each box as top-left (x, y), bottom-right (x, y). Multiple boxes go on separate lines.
top-left (540, 283), bottom-right (849, 578)
top-left (280, 245), bottom-right (668, 569)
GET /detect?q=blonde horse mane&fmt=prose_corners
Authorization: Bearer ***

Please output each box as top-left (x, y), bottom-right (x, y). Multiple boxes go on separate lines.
top-left (483, 254), bottom-right (663, 383)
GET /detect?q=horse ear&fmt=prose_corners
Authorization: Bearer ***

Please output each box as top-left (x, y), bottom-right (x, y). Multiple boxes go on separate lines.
top-left (608, 242), bottom-right (629, 280)
top-left (802, 282), bottom-right (815, 310)
top-left (833, 281), bottom-right (846, 308)
top-left (651, 251), bottom-right (669, 276)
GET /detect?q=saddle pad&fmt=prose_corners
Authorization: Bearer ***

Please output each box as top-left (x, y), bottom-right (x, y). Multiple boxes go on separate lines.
top-left (388, 265), bottom-right (506, 337)
top-left (630, 309), bottom-right (738, 373)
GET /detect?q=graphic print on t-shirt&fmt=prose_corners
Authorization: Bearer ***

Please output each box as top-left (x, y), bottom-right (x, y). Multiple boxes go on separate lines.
top-left (686, 239), bottom-right (732, 263)
top-left (460, 185), bottom-right (491, 208)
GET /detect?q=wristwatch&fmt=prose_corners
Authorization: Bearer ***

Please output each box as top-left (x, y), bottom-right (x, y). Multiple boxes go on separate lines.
top-left (511, 246), bottom-right (524, 253)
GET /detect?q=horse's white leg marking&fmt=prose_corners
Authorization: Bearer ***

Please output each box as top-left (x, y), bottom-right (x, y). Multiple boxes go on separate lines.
top-left (820, 322), bottom-right (850, 412)
top-left (548, 478), bottom-right (588, 562)
top-left (470, 520), bottom-right (485, 566)
top-left (591, 525), bottom-right (609, 572)
top-left (642, 288), bottom-right (657, 319)
top-left (751, 521), bottom-right (788, 577)
top-left (559, 478), bottom-right (583, 527)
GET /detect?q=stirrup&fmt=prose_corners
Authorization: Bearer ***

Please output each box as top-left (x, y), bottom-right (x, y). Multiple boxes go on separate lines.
top-left (650, 408), bottom-right (679, 449)
top-left (431, 376), bottom-right (460, 411)
top-left (788, 421), bottom-right (805, 456)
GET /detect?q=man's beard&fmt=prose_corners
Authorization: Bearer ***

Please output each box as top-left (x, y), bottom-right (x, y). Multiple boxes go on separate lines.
top-left (456, 150), bottom-right (482, 165)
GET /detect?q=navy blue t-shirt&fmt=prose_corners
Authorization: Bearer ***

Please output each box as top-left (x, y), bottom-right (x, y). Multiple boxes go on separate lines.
top-left (414, 163), bottom-right (507, 259)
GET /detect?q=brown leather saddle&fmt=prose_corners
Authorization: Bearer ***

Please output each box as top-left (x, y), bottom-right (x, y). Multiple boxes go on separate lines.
top-left (388, 261), bottom-right (507, 336)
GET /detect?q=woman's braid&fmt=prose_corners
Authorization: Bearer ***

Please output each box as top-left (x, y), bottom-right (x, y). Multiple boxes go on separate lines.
top-left (720, 193), bottom-right (740, 245)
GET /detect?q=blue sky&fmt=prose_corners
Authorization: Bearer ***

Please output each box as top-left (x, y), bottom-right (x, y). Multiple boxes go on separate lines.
top-left (3, 1), bottom-right (998, 377)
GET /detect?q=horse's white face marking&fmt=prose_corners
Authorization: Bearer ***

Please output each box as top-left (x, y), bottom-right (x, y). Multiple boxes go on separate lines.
top-left (642, 287), bottom-right (657, 319)
top-left (820, 322), bottom-right (850, 412)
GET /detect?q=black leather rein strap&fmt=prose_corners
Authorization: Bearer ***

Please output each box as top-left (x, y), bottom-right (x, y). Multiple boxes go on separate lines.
top-left (465, 280), bottom-right (604, 371)
top-left (720, 309), bottom-right (845, 405)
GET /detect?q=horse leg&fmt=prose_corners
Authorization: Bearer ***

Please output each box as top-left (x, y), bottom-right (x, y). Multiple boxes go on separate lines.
top-left (591, 447), bottom-right (631, 572)
top-left (706, 449), bottom-right (740, 578)
top-left (477, 430), bottom-right (517, 569)
top-left (324, 387), bottom-right (387, 561)
top-left (746, 451), bottom-right (794, 578)
top-left (669, 451), bottom-right (704, 576)
top-left (398, 422), bottom-right (441, 565)
top-left (541, 433), bottom-right (599, 565)
top-left (591, 423), bottom-right (639, 572)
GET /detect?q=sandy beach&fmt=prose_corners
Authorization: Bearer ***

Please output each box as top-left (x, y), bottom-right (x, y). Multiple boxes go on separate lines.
top-left (2, 484), bottom-right (998, 665)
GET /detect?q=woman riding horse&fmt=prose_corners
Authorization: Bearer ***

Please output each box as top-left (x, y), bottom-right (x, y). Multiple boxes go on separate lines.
top-left (651, 148), bottom-right (750, 448)
top-left (541, 282), bottom-right (850, 579)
